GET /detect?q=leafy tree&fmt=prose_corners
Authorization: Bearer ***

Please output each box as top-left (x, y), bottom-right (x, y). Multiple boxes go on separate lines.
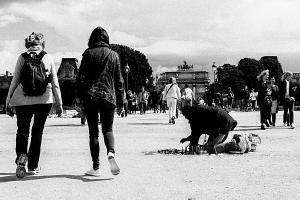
top-left (237, 58), bottom-right (263, 91)
top-left (110, 44), bottom-right (153, 93)
top-left (216, 64), bottom-right (245, 100)
top-left (259, 56), bottom-right (283, 85)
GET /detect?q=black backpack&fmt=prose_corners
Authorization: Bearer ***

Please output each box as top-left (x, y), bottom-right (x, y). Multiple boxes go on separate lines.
top-left (20, 51), bottom-right (49, 96)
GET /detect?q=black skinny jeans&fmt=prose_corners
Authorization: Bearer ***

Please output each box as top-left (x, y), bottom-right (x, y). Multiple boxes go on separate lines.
top-left (84, 98), bottom-right (115, 170)
top-left (15, 104), bottom-right (52, 169)
top-left (283, 99), bottom-right (294, 124)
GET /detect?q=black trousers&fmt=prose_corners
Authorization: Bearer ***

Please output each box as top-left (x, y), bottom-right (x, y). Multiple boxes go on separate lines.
top-left (283, 99), bottom-right (295, 124)
top-left (15, 104), bottom-right (52, 169)
top-left (84, 98), bottom-right (115, 170)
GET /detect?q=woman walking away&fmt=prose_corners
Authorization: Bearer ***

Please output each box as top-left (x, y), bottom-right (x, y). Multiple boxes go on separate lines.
top-left (280, 71), bottom-right (296, 129)
top-left (76, 26), bottom-right (124, 176)
top-left (269, 77), bottom-right (280, 126)
top-left (163, 77), bottom-right (181, 124)
top-left (257, 70), bottom-right (269, 130)
top-left (6, 32), bottom-right (63, 178)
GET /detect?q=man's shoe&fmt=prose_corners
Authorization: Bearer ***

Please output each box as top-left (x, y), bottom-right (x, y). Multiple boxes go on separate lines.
top-left (108, 152), bottom-right (120, 175)
top-left (27, 167), bottom-right (41, 175)
top-left (172, 117), bottom-right (175, 124)
top-left (261, 125), bottom-right (265, 130)
top-left (85, 168), bottom-right (101, 177)
top-left (16, 154), bottom-right (28, 178)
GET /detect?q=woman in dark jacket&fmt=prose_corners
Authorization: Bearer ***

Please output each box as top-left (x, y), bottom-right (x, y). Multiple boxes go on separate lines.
top-left (257, 70), bottom-right (269, 130)
top-left (76, 26), bottom-right (124, 176)
top-left (280, 71), bottom-right (296, 129)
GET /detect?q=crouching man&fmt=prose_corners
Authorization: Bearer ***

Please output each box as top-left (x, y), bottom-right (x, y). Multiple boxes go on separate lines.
top-left (180, 105), bottom-right (237, 154)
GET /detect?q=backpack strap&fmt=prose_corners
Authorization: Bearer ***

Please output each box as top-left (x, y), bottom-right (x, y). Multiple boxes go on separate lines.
top-left (21, 50), bottom-right (47, 60)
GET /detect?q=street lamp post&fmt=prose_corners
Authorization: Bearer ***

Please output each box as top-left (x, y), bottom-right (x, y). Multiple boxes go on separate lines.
top-left (125, 64), bottom-right (130, 91)
top-left (212, 62), bottom-right (217, 105)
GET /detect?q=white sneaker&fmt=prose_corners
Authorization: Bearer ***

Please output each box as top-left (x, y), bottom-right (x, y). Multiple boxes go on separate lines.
top-left (291, 123), bottom-right (296, 129)
top-left (27, 167), bottom-right (41, 175)
top-left (108, 152), bottom-right (120, 175)
top-left (283, 123), bottom-right (287, 127)
top-left (85, 168), bottom-right (101, 177)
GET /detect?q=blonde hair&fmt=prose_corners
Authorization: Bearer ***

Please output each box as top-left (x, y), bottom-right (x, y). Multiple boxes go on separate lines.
top-left (257, 70), bottom-right (269, 81)
top-left (281, 71), bottom-right (293, 81)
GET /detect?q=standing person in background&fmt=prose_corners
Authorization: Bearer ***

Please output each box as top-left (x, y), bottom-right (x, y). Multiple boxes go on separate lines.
top-left (76, 26), bottom-right (124, 177)
top-left (159, 88), bottom-right (166, 113)
top-left (126, 90), bottom-right (133, 114)
top-left (240, 85), bottom-right (250, 111)
top-left (122, 90), bottom-right (128, 117)
top-left (249, 88), bottom-right (257, 111)
top-left (5, 32), bottom-right (63, 178)
top-left (150, 87), bottom-right (159, 113)
top-left (257, 70), bottom-right (269, 130)
top-left (138, 86), bottom-right (149, 114)
top-left (280, 71), bottom-right (296, 129)
top-left (163, 77), bottom-right (181, 124)
top-left (181, 84), bottom-right (194, 107)
top-left (227, 87), bottom-right (234, 111)
top-left (269, 77), bottom-right (280, 126)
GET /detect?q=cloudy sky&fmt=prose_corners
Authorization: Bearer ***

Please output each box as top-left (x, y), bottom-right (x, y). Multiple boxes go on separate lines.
top-left (1, 0), bottom-right (300, 75)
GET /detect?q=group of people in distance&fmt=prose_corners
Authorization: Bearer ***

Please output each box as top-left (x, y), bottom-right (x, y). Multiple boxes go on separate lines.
top-left (257, 70), bottom-right (296, 130)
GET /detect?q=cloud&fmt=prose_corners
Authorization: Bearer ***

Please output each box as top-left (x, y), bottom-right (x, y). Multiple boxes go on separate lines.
top-left (0, 40), bottom-right (20, 73)
top-left (1, 0), bottom-right (300, 73)
top-left (111, 31), bottom-right (145, 47)
top-left (0, 14), bottom-right (22, 27)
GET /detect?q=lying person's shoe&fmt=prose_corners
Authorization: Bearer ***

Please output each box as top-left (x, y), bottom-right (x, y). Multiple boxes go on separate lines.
top-left (85, 168), bottom-right (101, 177)
top-left (16, 154), bottom-right (28, 178)
top-left (108, 152), bottom-right (120, 175)
top-left (27, 167), bottom-right (41, 175)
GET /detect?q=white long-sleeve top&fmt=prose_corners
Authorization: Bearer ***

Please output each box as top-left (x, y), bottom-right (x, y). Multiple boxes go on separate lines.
top-left (163, 83), bottom-right (181, 100)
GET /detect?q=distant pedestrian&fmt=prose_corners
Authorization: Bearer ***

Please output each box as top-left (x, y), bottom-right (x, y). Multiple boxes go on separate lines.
top-left (163, 77), bottom-right (181, 124)
top-left (5, 32), bottom-right (63, 178)
top-left (76, 26), bottom-right (124, 176)
top-left (240, 85), bottom-right (249, 111)
top-left (181, 84), bottom-right (194, 107)
top-left (138, 86), bottom-right (149, 114)
top-left (159, 89), bottom-right (166, 113)
top-left (227, 87), bottom-right (234, 111)
top-left (249, 88), bottom-right (257, 111)
top-left (257, 70), bottom-right (269, 130)
top-left (269, 77), bottom-right (279, 126)
top-left (279, 71), bottom-right (296, 129)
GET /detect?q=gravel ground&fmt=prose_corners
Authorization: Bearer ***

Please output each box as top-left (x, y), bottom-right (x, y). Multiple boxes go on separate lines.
top-left (0, 110), bottom-right (299, 200)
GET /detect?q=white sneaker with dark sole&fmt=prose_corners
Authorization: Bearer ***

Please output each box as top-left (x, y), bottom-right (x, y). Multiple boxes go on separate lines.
top-left (108, 152), bottom-right (120, 175)
top-left (27, 167), bottom-right (41, 175)
top-left (85, 168), bottom-right (101, 177)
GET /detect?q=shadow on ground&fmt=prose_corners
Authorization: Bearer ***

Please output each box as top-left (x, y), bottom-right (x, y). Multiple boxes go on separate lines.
top-left (0, 173), bottom-right (113, 183)
top-left (128, 122), bottom-right (170, 125)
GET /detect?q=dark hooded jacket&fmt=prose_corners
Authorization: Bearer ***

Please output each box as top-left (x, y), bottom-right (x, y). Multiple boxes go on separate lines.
top-left (76, 27), bottom-right (124, 107)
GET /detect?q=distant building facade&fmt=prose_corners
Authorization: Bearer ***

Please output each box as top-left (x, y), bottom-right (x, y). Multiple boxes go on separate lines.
top-left (0, 71), bottom-right (13, 108)
top-left (156, 62), bottom-right (210, 100)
